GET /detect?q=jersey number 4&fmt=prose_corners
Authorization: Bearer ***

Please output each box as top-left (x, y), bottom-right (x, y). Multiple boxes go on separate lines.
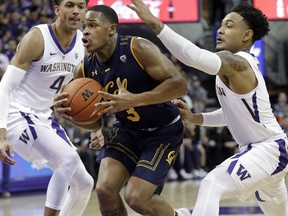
top-left (50, 76), bottom-right (65, 93)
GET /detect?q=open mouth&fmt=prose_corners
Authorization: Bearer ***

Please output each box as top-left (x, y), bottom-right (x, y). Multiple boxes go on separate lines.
top-left (82, 38), bottom-right (89, 47)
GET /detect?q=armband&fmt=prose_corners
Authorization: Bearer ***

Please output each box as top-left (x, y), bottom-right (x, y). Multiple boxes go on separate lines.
top-left (202, 108), bottom-right (227, 127)
top-left (158, 25), bottom-right (221, 75)
top-left (0, 65), bottom-right (26, 128)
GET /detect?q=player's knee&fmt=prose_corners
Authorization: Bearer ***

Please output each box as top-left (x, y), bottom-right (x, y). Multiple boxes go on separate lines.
top-left (95, 181), bottom-right (117, 202)
top-left (80, 172), bottom-right (94, 192)
top-left (62, 151), bottom-right (81, 167)
top-left (124, 191), bottom-right (148, 214)
top-left (200, 173), bottom-right (226, 198)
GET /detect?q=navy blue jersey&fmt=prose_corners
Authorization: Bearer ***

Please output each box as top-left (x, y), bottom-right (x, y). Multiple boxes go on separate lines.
top-left (83, 35), bottom-right (179, 130)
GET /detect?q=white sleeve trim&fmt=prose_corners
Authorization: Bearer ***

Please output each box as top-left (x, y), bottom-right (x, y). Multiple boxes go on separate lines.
top-left (157, 25), bottom-right (221, 75)
top-left (202, 108), bottom-right (227, 127)
top-left (0, 65), bottom-right (26, 129)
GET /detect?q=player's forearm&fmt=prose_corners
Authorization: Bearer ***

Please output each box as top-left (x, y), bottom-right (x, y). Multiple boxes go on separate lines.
top-left (146, 16), bottom-right (165, 35)
top-left (157, 25), bottom-right (221, 75)
top-left (0, 65), bottom-right (26, 129)
top-left (137, 78), bottom-right (187, 106)
top-left (201, 108), bottom-right (227, 127)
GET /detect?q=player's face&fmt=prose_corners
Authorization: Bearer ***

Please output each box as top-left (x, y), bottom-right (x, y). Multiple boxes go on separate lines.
top-left (216, 12), bottom-right (252, 53)
top-left (55, 0), bottom-right (86, 30)
top-left (82, 11), bottom-right (117, 53)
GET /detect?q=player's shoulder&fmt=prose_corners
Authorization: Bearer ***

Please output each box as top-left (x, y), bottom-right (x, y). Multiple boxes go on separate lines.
top-left (19, 25), bottom-right (44, 48)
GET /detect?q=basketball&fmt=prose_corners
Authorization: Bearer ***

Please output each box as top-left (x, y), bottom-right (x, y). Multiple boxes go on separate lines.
top-left (63, 78), bottom-right (105, 124)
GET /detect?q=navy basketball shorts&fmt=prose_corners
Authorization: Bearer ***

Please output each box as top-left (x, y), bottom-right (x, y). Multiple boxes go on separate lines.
top-left (103, 119), bottom-right (184, 186)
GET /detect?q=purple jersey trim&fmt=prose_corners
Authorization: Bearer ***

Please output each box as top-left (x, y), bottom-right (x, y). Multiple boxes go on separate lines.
top-left (255, 191), bottom-right (266, 202)
top-left (48, 24), bottom-right (77, 55)
top-left (271, 138), bottom-right (288, 175)
top-left (241, 92), bottom-right (260, 123)
top-left (50, 117), bottom-right (71, 146)
top-left (228, 144), bottom-right (252, 174)
top-left (20, 112), bottom-right (38, 140)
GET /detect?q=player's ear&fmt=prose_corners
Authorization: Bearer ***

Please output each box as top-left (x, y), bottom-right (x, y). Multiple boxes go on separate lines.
top-left (243, 29), bottom-right (253, 42)
top-left (54, 5), bottom-right (60, 16)
top-left (109, 24), bottom-right (117, 36)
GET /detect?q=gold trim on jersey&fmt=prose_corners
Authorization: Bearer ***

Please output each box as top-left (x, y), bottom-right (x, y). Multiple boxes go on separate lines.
top-left (130, 37), bottom-right (144, 70)
top-left (137, 143), bottom-right (169, 171)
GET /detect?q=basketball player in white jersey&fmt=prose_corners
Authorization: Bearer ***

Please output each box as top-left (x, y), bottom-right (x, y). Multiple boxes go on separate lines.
top-left (128, 1), bottom-right (288, 216)
top-left (0, 1), bottom-right (95, 216)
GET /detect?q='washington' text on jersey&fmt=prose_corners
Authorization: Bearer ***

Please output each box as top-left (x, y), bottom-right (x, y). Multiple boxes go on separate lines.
top-left (40, 62), bottom-right (76, 73)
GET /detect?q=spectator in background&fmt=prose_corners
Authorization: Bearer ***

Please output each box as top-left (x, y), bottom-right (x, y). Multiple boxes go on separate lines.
top-left (273, 91), bottom-right (288, 125)
top-left (0, 40), bottom-right (9, 72)
top-left (4, 39), bottom-right (17, 61)
top-left (0, 3), bottom-right (9, 38)
top-left (188, 75), bottom-right (208, 105)
top-left (7, 9), bottom-right (23, 38)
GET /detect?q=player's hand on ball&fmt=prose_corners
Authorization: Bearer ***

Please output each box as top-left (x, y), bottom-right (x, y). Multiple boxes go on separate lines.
top-left (95, 77), bottom-right (137, 116)
top-left (89, 129), bottom-right (104, 150)
top-left (53, 85), bottom-right (73, 121)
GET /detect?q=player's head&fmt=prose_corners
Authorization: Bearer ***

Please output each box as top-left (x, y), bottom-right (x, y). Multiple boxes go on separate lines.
top-left (216, 2), bottom-right (269, 53)
top-left (52, 0), bottom-right (87, 30)
top-left (52, 0), bottom-right (89, 6)
top-left (82, 5), bottom-right (119, 53)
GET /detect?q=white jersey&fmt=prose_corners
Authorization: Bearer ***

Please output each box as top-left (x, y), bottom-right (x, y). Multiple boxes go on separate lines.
top-left (216, 51), bottom-right (285, 146)
top-left (10, 24), bottom-right (84, 113)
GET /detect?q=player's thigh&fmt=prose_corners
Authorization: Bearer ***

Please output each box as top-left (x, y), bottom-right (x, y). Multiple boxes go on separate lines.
top-left (132, 121), bottom-right (184, 186)
top-left (256, 177), bottom-right (288, 203)
top-left (10, 123), bottom-right (78, 167)
top-left (220, 138), bottom-right (288, 200)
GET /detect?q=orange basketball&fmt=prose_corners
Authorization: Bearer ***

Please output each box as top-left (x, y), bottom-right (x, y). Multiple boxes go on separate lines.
top-left (63, 78), bottom-right (105, 124)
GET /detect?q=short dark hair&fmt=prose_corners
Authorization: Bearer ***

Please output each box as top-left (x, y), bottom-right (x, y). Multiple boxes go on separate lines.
top-left (87, 5), bottom-right (119, 26)
top-left (52, 0), bottom-right (89, 6)
top-left (230, 3), bottom-right (270, 42)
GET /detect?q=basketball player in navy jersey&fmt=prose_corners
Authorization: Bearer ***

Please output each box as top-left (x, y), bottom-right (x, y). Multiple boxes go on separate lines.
top-left (54, 4), bottom-right (190, 216)
top-left (128, 1), bottom-right (288, 216)
top-left (0, 1), bottom-right (95, 216)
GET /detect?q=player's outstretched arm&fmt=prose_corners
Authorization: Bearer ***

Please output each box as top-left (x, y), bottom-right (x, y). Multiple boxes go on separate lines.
top-left (0, 28), bottom-right (44, 165)
top-left (127, 0), bottom-right (221, 76)
top-left (126, 0), bottom-right (164, 35)
top-left (172, 99), bottom-right (227, 127)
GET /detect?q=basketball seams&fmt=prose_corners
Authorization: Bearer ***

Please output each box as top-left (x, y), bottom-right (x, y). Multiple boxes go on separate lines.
top-left (65, 80), bottom-right (94, 108)
top-left (69, 82), bottom-right (100, 116)
top-left (63, 78), bottom-right (104, 123)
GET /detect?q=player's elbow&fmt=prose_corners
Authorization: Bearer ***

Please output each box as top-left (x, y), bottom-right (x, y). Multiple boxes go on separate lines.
top-left (175, 76), bottom-right (188, 96)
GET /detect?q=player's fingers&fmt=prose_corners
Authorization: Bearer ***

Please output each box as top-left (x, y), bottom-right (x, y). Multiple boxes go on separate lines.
top-left (64, 115), bottom-right (74, 121)
top-left (89, 141), bottom-right (101, 150)
top-left (172, 99), bottom-right (186, 109)
top-left (60, 84), bottom-right (67, 93)
top-left (55, 106), bottom-right (71, 114)
top-left (0, 150), bottom-right (16, 165)
top-left (8, 145), bottom-right (14, 157)
top-left (98, 91), bottom-right (115, 100)
top-left (115, 77), bottom-right (123, 90)
top-left (97, 105), bottom-right (116, 116)
top-left (54, 92), bottom-right (69, 101)
top-left (126, 4), bottom-right (136, 11)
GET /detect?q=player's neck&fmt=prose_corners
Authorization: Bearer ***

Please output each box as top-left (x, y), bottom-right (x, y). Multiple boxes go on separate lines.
top-left (51, 22), bottom-right (77, 51)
